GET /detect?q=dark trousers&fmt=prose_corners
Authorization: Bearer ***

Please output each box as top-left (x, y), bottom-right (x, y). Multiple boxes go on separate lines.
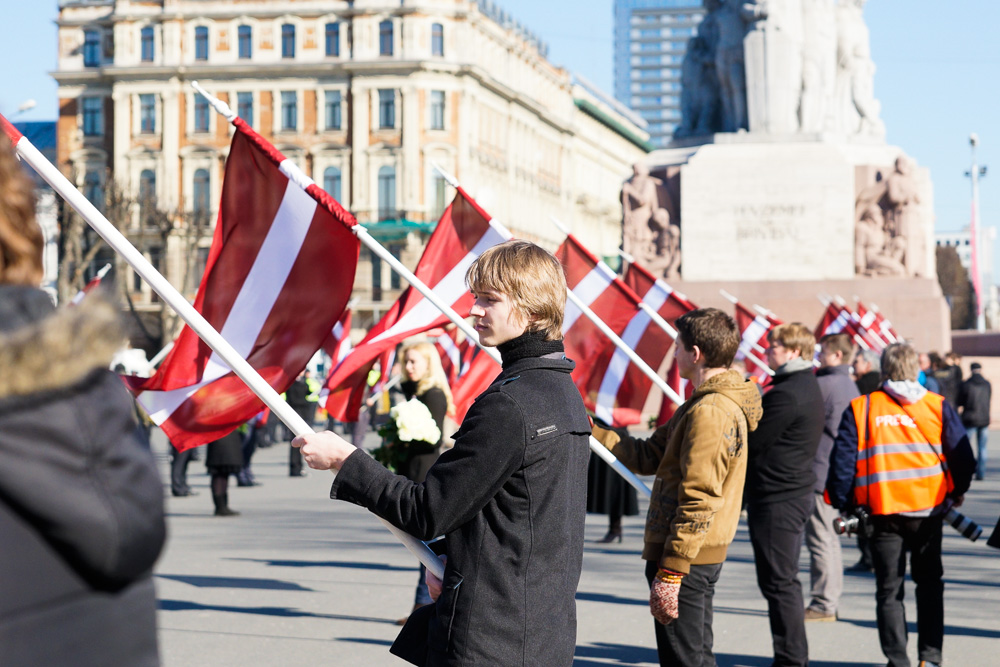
top-left (747, 492), bottom-right (812, 667)
top-left (644, 560), bottom-right (723, 667)
top-left (870, 514), bottom-right (944, 667)
top-left (170, 443), bottom-right (195, 496)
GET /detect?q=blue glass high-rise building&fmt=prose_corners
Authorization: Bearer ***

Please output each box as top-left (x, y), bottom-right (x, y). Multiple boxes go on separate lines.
top-left (614, 0), bottom-right (705, 148)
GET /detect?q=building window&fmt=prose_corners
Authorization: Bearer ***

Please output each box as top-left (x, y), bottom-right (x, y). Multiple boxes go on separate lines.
top-left (281, 24), bottom-right (295, 58)
top-left (379, 20), bottom-right (393, 56)
top-left (237, 92), bottom-right (253, 126)
top-left (325, 22), bottom-right (339, 57)
top-left (238, 25), bottom-right (252, 59)
top-left (431, 173), bottom-right (447, 220)
top-left (431, 23), bottom-right (444, 56)
top-left (378, 89), bottom-right (395, 128)
top-left (388, 243), bottom-right (402, 289)
top-left (194, 26), bottom-right (209, 61)
top-left (325, 90), bottom-right (342, 130)
top-left (281, 91), bottom-right (297, 131)
top-left (193, 168), bottom-right (210, 214)
top-left (139, 94), bottom-right (156, 134)
top-left (370, 248), bottom-right (382, 301)
top-left (323, 166), bottom-right (342, 202)
top-left (429, 90), bottom-right (445, 130)
top-left (82, 97), bottom-right (103, 136)
top-left (141, 26), bottom-right (154, 62)
top-left (83, 30), bottom-right (101, 67)
top-left (194, 95), bottom-right (209, 133)
top-left (377, 165), bottom-right (395, 221)
top-left (83, 171), bottom-right (103, 211)
top-left (139, 169), bottom-right (156, 221)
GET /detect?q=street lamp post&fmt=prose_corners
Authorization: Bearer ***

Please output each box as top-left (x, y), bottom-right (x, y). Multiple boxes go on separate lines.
top-left (967, 133), bottom-right (988, 332)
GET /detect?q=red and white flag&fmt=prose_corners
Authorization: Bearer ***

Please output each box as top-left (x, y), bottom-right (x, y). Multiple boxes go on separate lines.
top-left (853, 300), bottom-right (892, 350)
top-left (322, 190), bottom-right (510, 422)
top-left (69, 263), bottom-right (111, 306)
top-left (450, 346), bottom-right (502, 423)
top-left (654, 357), bottom-right (694, 427)
top-left (127, 123), bottom-right (359, 450)
top-left (869, 304), bottom-right (900, 344)
top-left (815, 301), bottom-right (877, 350)
top-left (556, 236), bottom-right (655, 426)
top-left (322, 308), bottom-right (353, 372)
top-left (582, 257), bottom-right (696, 427)
top-left (733, 301), bottom-right (780, 361)
top-left (432, 326), bottom-right (474, 385)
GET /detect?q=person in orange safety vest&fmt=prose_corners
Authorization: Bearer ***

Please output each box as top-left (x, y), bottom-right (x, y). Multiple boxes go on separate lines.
top-left (827, 343), bottom-right (975, 667)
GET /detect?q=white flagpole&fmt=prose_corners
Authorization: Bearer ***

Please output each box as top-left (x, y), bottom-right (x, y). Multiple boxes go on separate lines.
top-left (431, 164), bottom-right (652, 498)
top-left (192, 86), bottom-right (648, 508)
top-left (3, 110), bottom-right (446, 580)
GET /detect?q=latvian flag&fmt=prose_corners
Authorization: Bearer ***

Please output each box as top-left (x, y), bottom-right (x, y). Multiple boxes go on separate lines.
top-left (127, 123), bottom-right (360, 450)
top-left (322, 190), bottom-right (510, 422)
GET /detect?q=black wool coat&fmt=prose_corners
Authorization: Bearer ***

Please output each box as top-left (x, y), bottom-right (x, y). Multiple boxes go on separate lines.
top-left (331, 354), bottom-right (592, 666)
top-left (0, 286), bottom-right (166, 666)
top-left (747, 367), bottom-right (825, 504)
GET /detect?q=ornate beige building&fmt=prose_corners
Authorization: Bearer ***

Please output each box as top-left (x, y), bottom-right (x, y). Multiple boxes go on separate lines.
top-left (54, 0), bottom-right (649, 333)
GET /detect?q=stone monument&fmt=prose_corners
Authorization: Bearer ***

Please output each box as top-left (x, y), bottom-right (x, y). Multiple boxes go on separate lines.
top-left (623, 0), bottom-right (948, 351)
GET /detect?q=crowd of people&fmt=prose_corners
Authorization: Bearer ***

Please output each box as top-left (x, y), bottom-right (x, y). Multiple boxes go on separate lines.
top-left (0, 120), bottom-right (994, 667)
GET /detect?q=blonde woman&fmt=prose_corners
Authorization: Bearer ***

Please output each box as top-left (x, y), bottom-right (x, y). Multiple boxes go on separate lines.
top-left (394, 340), bottom-right (454, 624)
top-left (397, 340), bottom-right (454, 483)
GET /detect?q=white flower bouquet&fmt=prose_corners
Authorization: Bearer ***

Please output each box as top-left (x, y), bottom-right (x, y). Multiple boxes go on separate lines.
top-left (373, 398), bottom-right (441, 472)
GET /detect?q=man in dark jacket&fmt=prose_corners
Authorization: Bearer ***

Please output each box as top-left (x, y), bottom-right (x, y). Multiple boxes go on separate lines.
top-left (805, 333), bottom-right (859, 623)
top-left (959, 361), bottom-right (992, 480)
top-left (294, 241), bottom-right (591, 666)
top-left (746, 323), bottom-right (825, 667)
top-left (285, 370), bottom-right (315, 477)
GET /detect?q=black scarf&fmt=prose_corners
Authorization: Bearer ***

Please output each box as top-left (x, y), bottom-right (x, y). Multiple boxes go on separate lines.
top-left (496, 330), bottom-right (564, 369)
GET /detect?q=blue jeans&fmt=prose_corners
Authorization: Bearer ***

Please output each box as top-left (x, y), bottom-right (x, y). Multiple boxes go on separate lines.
top-left (967, 426), bottom-right (988, 479)
top-left (644, 560), bottom-right (723, 667)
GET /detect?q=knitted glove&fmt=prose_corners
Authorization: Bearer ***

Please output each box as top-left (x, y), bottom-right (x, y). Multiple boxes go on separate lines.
top-left (650, 568), bottom-right (684, 625)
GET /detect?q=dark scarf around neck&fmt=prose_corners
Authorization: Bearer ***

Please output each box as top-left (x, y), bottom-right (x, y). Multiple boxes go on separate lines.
top-left (496, 330), bottom-right (564, 368)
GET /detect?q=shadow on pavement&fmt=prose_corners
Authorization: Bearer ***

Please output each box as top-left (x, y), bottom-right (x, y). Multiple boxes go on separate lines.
top-left (336, 637), bottom-right (394, 647)
top-left (716, 656), bottom-right (876, 667)
top-left (576, 591), bottom-right (646, 607)
top-left (573, 641), bottom-right (657, 665)
top-left (838, 616), bottom-right (1000, 639)
top-left (229, 558), bottom-right (415, 572)
top-left (156, 574), bottom-right (314, 591)
top-left (158, 599), bottom-right (395, 624)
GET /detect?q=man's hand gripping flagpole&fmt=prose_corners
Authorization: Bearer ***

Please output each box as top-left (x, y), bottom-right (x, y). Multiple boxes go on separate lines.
top-left (0, 103), bottom-right (446, 580)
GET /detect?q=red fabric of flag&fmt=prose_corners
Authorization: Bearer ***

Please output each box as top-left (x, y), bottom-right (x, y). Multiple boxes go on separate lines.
top-left (555, 236), bottom-right (653, 426)
top-left (322, 190), bottom-right (509, 422)
top-left (127, 128), bottom-right (359, 450)
top-left (450, 347), bottom-right (502, 423)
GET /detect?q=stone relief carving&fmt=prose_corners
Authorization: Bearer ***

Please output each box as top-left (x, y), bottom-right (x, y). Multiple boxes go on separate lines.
top-left (674, 0), bottom-right (885, 139)
top-left (853, 156), bottom-right (932, 278)
top-left (621, 164), bottom-right (680, 280)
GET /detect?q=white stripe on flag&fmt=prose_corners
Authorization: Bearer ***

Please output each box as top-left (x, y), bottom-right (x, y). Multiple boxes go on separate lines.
top-left (563, 266), bottom-right (614, 332)
top-left (365, 224), bottom-right (508, 346)
top-left (138, 182), bottom-right (317, 423)
top-left (738, 315), bottom-right (770, 360)
top-left (437, 334), bottom-right (461, 369)
top-left (594, 286), bottom-right (668, 423)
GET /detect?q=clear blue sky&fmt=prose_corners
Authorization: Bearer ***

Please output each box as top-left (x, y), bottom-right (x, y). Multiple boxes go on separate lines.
top-left (3, 1), bottom-right (998, 262)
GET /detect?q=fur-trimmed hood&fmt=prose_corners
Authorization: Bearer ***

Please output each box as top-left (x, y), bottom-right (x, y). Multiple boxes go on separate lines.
top-left (0, 285), bottom-right (124, 401)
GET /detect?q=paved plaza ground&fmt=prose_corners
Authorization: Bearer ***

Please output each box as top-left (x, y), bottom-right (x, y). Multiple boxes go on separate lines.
top-left (151, 428), bottom-right (1000, 667)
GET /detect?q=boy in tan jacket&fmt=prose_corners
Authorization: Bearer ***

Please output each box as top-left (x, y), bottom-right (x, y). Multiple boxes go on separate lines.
top-left (592, 307), bottom-right (762, 667)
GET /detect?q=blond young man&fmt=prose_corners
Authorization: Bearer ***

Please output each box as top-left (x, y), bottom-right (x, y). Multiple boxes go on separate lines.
top-left (294, 240), bottom-right (591, 666)
top-left (591, 308), bottom-right (762, 667)
top-left (746, 323), bottom-right (825, 667)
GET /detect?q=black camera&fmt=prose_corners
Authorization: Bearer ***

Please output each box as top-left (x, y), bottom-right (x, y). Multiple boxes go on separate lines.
top-left (832, 506), bottom-right (872, 538)
top-left (944, 507), bottom-right (982, 542)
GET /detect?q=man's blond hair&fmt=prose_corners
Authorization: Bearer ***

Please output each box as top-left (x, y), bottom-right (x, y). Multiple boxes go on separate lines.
top-left (768, 322), bottom-right (816, 358)
top-left (881, 343), bottom-right (920, 382)
top-left (466, 240), bottom-right (565, 341)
